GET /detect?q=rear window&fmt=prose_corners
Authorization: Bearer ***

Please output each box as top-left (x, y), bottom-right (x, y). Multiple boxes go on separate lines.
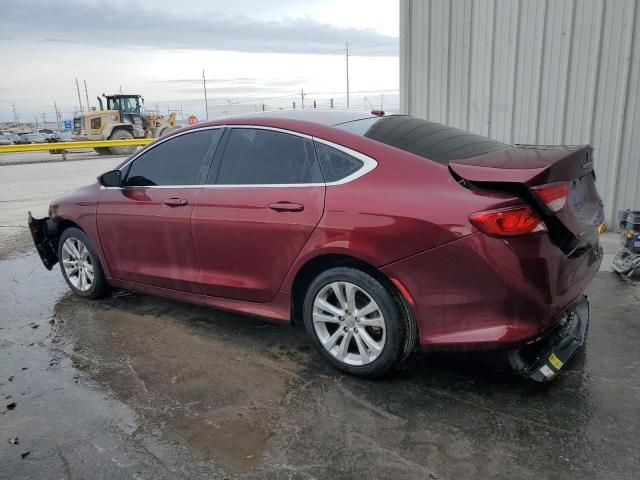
top-left (335, 115), bottom-right (510, 164)
top-left (314, 141), bottom-right (363, 182)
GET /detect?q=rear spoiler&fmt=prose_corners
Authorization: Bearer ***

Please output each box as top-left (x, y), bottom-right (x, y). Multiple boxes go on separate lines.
top-left (449, 145), bottom-right (593, 186)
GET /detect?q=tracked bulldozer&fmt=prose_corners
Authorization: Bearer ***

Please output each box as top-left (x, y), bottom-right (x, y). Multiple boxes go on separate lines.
top-left (72, 94), bottom-right (178, 155)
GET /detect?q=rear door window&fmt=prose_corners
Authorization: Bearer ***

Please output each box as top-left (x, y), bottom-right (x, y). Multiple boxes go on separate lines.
top-left (213, 128), bottom-right (321, 185)
top-left (124, 129), bottom-right (222, 187)
top-left (335, 115), bottom-right (510, 164)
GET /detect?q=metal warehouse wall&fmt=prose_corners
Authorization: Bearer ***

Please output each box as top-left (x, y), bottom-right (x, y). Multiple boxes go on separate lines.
top-left (400, 0), bottom-right (640, 224)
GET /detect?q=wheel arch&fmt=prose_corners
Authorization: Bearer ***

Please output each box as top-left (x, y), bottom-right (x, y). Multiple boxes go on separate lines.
top-left (290, 254), bottom-right (411, 321)
top-left (46, 217), bottom-right (84, 252)
top-left (56, 217), bottom-right (83, 234)
top-left (290, 253), bottom-right (419, 362)
top-left (105, 123), bottom-right (134, 139)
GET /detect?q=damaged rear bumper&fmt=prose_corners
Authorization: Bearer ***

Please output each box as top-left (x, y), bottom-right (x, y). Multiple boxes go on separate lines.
top-left (508, 295), bottom-right (589, 382)
top-left (27, 212), bottom-right (59, 270)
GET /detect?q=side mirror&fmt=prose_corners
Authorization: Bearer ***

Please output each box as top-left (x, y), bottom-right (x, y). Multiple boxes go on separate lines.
top-left (99, 170), bottom-right (122, 187)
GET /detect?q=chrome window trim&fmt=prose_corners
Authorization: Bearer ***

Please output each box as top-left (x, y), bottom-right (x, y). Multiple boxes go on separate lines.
top-left (100, 124), bottom-right (377, 190)
top-left (313, 137), bottom-right (377, 186)
top-left (116, 125), bottom-right (226, 171)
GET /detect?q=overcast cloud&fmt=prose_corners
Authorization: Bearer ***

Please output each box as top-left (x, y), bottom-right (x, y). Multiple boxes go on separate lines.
top-left (0, 0), bottom-right (399, 122)
top-left (1, 0), bottom-right (398, 56)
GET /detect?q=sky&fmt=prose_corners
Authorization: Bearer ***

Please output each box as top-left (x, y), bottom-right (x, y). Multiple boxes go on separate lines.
top-left (0, 0), bottom-right (399, 125)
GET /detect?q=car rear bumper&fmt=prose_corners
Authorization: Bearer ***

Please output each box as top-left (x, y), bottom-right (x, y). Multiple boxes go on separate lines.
top-left (508, 295), bottom-right (589, 382)
top-left (381, 232), bottom-right (601, 350)
top-left (27, 212), bottom-right (59, 270)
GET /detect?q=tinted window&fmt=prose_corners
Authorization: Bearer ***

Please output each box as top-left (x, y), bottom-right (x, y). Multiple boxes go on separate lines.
top-left (124, 129), bottom-right (221, 186)
top-left (215, 129), bottom-right (319, 185)
top-left (335, 115), bottom-right (510, 164)
top-left (314, 142), bottom-right (363, 182)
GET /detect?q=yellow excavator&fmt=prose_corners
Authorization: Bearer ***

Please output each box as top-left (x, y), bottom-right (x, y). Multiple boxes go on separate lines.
top-left (72, 94), bottom-right (178, 155)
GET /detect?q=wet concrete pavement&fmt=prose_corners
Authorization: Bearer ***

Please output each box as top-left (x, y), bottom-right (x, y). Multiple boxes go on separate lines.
top-left (1, 233), bottom-right (639, 480)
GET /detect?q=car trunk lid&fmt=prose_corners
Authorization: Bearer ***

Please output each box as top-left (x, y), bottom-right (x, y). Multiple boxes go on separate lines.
top-left (449, 145), bottom-right (604, 255)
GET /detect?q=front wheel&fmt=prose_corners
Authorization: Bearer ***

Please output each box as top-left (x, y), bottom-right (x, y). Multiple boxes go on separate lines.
top-left (94, 147), bottom-right (112, 155)
top-left (58, 227), bottom-right (110, 299)
top-left (303, 267), bottom-right (414, 378)
top-left (108, 129), bottom-right (135, 155)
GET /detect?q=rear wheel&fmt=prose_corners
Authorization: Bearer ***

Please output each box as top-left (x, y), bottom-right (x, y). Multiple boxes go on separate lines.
top-left (303, 267), bottom-right (413, 377)
top-left (108, 129), bottom-right (135, 155)
top-left (58, 227), bottom-right (110, 299)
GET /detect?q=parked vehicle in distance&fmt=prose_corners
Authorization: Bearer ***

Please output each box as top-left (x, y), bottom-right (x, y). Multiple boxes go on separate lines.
top-left (6, 133), bottom-right (31, 144)
top-left (0, 133), bottom-right (13, 145)
top-left (19, 132), bottom-right (49, 143)
top-left (28, 110), bottom-right (604, 381)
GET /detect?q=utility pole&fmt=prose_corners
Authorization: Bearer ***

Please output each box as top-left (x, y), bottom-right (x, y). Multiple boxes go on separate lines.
top-left (380, 93), bottom-right (384, 110)
top-left (34, 116), bottom-right (38, 130)
top-left (300, 89), bottom-right (305, 109)
top-left (75, 78), bottom-right (84, 113)
top-left (54, 102), bottom-right (61, 130)
top-left (41, 112), bottom-right (47, 126)
top-left (202, 70), bottom-right (209, 120)
top-left (84, 80), bottom-right (91, 111)
top-left (330, 98), bottom-right (334, 109)
top-left (346, 42), bottom-right (350, 109)
top-left (12, 103), bottom-right (19, 127)
top-left (293, 101), bottom-right (296, 110)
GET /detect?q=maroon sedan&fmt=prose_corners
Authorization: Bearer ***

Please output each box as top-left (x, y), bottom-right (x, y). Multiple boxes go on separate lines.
top-left (29, 110), bottom-right (604, 380)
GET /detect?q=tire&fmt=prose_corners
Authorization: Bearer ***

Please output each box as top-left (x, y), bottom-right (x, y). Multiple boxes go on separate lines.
top-left (94, 147), bottom-right (112, 155)
top-left (108, 129), bottom-right (135, 155)
top-left (57, 227), bottom-right (110, 299)
top-left (302, 267), bottom-right (413, 378)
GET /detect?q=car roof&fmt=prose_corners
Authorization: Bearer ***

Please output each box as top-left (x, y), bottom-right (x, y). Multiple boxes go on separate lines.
top-left (212, 109), bottom-right (379, 127)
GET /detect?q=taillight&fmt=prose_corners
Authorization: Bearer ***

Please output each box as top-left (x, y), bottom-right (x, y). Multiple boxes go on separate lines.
top-left (469, 205), bottom-right (546, 237)
top-left (532, 182), bottom-right (569, 212)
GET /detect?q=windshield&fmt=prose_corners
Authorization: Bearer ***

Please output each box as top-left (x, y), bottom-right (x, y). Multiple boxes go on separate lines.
top-left (107, 96), bottom-right (140, 112)
top-left (334, 115), bottom-right (510, 164)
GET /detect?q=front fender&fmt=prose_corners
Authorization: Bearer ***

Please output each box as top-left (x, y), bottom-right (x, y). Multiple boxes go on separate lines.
top-left (48, 184), bottom-right (111, 277)
top-left (102, 123), bottom-right (132, 139)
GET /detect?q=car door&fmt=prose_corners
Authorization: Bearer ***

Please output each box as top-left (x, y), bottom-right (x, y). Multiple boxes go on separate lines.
top-left (97, 128), bottom-right (223, 293)
top-left (191, 126), bottom-right (325, 302)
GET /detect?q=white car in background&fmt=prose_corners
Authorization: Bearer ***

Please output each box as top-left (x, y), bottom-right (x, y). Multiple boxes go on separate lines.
top-left (20, 132), bottom-right (49, 143)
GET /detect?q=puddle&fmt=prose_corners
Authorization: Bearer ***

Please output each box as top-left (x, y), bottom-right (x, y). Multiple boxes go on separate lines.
top-left (1, 250), bottom-right (640, 479)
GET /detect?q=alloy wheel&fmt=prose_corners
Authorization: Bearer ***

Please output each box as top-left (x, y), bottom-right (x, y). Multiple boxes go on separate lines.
top-left (312, 281), bottom-right (386, 366)
top-left (61, 237), bottom-right (94, 292)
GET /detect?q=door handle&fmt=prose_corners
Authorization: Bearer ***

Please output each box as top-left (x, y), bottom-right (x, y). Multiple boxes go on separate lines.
top-left (268, 202), bottom-right (304, 212)
top-left (163, 198), bottom-right (189, 207)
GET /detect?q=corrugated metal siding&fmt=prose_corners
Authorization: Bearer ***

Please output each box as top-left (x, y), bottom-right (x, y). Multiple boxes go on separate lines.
top-left (400, 0), bottom-right (640, 224)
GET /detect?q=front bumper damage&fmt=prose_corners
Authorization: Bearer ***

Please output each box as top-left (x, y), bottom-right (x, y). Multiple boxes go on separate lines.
top-left (509, 295), bottom-right (589, 382)
top-left (27, 212), bottom-right (59, 270)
